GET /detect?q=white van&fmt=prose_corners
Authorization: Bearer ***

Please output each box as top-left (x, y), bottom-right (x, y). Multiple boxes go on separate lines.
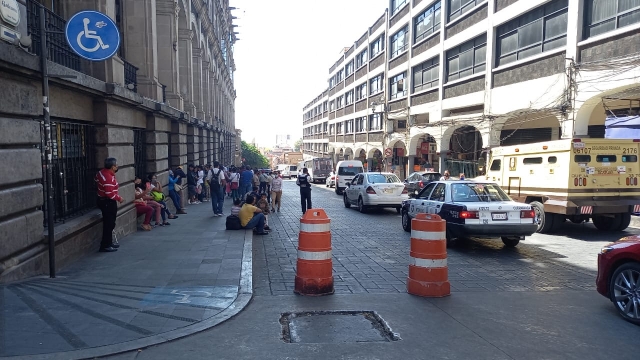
top-left (277, 164), bottom-right (298, 179)
top-left (334, 160), bottom-right (364, 195)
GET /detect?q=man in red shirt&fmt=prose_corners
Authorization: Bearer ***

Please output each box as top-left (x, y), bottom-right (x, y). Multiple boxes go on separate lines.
top-left (95, 158), bottom-right (125, 252)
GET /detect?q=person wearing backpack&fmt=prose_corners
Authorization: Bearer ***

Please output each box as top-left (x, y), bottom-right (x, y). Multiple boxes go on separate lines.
top-left (209, 161), bottom-right (226, 216)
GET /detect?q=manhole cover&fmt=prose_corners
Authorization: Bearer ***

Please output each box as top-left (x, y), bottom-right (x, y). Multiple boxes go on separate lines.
top-left (280, 311), bottom-right (401, 344)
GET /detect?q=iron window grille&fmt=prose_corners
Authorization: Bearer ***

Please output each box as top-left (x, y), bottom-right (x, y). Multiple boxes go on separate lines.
top-left (356, 82), bottom-right (368, 100)
top-left (390, 72), bottom-right (407, 99)
top-left (391, 0), bottom-right (408, 15)
top-left (42, 120), bottom-right (97, 225)
top-left (124, 60), bottom-right (139, 93)
top-left (446, 34), bottom-right (487, 82)
top-left (390, 26), bottom-right (409, 58)
top-left (448, 0), bottom-right (482, 22)
top-left (26, 0), bottom-right (81, 72)
top-left (356, 50), bottom-right (368, 68)
top-left (415, 1), bottom-right (442, 43)
top-left (413, 56), bottom-right (440, 93)
top-left (133, 129), bottom-right (147, 179)
top-left (370, 36), bottom-right (385, 58)
top-left (370, 74), bottom-right (384, 95)
top-left (496, 0), bottom-right (568, 67)
top-left (583, 0), bottom-right (640, 38)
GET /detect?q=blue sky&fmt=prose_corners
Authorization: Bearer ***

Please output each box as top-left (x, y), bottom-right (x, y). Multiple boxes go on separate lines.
top-left (230, 0), bottom-right (389, 147)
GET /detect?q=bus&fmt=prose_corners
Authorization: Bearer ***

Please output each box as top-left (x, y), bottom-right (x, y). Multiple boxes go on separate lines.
top-left (301, 157), bottom-right (334, 183)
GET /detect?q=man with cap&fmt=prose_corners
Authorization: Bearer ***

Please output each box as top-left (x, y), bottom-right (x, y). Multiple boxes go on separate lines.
top-left (296, 167), bottom-right (313, 214)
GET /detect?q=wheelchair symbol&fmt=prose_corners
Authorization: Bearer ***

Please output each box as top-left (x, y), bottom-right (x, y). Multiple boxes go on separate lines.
top-left (76, 18), bottom-right (110, 52)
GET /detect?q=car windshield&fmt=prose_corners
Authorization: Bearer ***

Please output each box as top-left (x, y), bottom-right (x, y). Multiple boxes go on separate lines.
top-left (422, 173), bottom-right (441, 181)
top-left (451, 183), bottom-right (511, 202)
top-left (338, 167), bottom-right (363, 176)
top-left (367, 174), bottom-right (400, 184)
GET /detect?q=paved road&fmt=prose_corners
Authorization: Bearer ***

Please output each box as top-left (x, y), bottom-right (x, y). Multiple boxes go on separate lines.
top-left (105, 180), bottom-right (640, 360)
top-left (255, 180), bottom-right (639, 296)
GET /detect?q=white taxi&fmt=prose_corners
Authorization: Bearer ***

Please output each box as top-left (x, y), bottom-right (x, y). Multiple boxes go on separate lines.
top-left (400, 181), bottom-right (537, 247)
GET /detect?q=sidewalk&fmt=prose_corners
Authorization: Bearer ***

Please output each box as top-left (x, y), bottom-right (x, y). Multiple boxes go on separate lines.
top-left (0, 198), bottom-right (252, 359)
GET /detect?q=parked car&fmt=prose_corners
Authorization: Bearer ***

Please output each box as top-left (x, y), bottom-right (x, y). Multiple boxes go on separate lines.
top-left (325, 171), bottom-right (336, 188)
top-left (596, 235), bottom-right (640, 325)
top-left (400, 180), bottom-right (537, 247)
top-left (343, 172), bottom-right (408, 213)
top-left (404, 171), bottom-right (442, 195)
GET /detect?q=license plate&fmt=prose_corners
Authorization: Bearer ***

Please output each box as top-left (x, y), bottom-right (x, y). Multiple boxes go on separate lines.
top-left (491, 212), bottom-right (508, 220)
top-left (384, 188), bottom-right (393, 194)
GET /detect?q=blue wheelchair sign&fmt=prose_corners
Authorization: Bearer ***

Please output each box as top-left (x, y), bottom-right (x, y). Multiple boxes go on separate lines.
top-left (65, 11), bottom-right (120, 61)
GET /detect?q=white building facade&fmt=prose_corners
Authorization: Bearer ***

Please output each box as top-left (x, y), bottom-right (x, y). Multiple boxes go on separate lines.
top-left (302, 0), bottom-right (640, 179)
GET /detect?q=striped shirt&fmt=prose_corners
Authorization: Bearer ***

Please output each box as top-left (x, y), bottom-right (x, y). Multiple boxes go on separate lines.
top-left (95, 168), bottom-right (122, 202)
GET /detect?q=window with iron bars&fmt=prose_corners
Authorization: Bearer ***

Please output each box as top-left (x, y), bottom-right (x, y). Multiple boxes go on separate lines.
top-left (133, 129), bottom-right (147, 179)
top-left (43, 121), bottom-right (97, 225)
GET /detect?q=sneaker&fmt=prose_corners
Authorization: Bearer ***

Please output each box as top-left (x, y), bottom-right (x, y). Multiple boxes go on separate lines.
top-left (99, 247), bottom-right (118, 252)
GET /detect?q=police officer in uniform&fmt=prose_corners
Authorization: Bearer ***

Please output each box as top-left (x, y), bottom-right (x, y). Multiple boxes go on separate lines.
top-left (296, 167), bottom-right (312, 214)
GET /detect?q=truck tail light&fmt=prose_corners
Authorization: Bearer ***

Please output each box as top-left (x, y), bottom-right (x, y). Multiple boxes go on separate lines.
top-left (366, 186), bottom-right (376, 194)
top-left (460, 211), bottom-right (479, 219)
top-left (520, 210), bottom-right (535, 218)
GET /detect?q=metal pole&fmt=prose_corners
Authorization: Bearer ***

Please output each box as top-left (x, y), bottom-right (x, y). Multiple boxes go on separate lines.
top-left (40, 6), bottom-right (56, 278)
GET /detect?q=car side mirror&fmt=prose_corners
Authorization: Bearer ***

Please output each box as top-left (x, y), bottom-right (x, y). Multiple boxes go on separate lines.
top-left (404, 179), bottom-right (408, 183)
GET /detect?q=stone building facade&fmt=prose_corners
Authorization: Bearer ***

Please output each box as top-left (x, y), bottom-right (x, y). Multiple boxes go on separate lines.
top-left (302, 0), bottom-right (640, 180)
top-left (0, 0), bottom-right (240, 283)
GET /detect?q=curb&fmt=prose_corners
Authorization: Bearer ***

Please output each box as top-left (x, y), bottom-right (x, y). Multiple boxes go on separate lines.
top-left (5, 230), bottom-right (254, 360)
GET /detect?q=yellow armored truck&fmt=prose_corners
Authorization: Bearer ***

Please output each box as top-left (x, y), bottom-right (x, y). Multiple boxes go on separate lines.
top-left (482, 138), bottom-right (640, 233)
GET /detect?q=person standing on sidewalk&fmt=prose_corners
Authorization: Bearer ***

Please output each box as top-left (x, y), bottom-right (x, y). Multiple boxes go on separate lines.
top-left (168, 170), bottom-right (187, 214)
top-left (209, 161), bottom-right (226, 216)
top-left (271, 171), bottom-right (283, 213)
top-left (296, 167), bottom-right (312, 214)
top-left (95, 158), bottom-right (124, 253)
top-left (240, 165), bottom-right (253, 196)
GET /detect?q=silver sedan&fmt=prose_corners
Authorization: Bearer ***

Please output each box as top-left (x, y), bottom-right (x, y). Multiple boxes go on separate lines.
top-left (343, 172), bottom-right (409, 213)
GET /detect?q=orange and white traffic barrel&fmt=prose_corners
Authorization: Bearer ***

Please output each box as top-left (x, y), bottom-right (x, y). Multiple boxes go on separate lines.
top-left (294, 209), bottom-right (334, 296)
top-left (407, 213), bottom-right (450, 297)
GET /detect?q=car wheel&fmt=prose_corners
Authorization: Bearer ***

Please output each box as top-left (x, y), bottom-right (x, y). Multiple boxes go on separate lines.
top-left (445, 231), bottom-right (458, 248)
top-left (402, 211), bottom-right (411, 232)
top-left (501, 237), bottom-right (520, 247)
top-left (396, 207), bottom-right (401, 214)
top-left (531, 201), bottom-right (554, 233)
top-left (609, 262), bottom-right (640, 325)
top-left (358, 197), bottom-right (366, 213)
top-left (617, 213), bottom-right (632, 231)
top-left (343, 193), bottom-right (351, 208)
top-left (335, 187), bottom-right (341, 195)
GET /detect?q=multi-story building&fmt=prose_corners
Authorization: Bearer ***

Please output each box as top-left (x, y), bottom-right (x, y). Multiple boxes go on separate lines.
top-left (0, 0), bottom-right (240, 282)
top-left (302, 0), bottom-right (640, 179)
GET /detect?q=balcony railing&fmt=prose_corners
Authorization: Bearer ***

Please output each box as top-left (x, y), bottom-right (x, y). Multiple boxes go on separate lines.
top-left (26, 0), bottom-right (81, 71)
top-left (123, 60), bottom-right (138, 93)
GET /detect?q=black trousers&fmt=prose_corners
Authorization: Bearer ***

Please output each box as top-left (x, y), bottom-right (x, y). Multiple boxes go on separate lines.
top-left (300, 188), bottom-right (312, 214)
top-left (97, 198), bottom-right (117, 249)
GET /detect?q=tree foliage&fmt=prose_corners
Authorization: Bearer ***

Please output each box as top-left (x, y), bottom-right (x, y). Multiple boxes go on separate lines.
top-left (241, 141), bottom-right (269, 168)
top-left (294, 138), bottom-right (303, 151)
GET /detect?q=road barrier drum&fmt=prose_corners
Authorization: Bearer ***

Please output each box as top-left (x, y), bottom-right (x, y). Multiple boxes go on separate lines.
top-left (294, 209), bottom-right (334, 296)
top-left (407, 213), bottom-right (450, 297)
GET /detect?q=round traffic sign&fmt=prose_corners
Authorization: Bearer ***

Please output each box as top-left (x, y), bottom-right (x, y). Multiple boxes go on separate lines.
top-left (384, 148), bottom-right (392, 157)
top-left (65, 11), bottom-right (120, 61)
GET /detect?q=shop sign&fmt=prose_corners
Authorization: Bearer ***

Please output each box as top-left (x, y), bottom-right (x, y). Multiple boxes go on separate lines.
top-left (0, 0), bottom-right (20, 27)
top-left (420, 142), bottom-right (430, 154)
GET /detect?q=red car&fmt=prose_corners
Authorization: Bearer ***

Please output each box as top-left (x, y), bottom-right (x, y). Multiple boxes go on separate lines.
top-left (597, 235), bottom-right (640, 325)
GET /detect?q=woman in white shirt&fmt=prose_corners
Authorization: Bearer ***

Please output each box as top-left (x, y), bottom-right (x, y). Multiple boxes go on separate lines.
top-left (230, 167), bottom-right (241, 201)
top-left (197, 166), bottom-right (206, 202)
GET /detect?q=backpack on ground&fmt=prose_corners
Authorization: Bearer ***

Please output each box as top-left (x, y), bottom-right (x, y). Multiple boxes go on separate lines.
top-left (225, 215), bottom-right (242, 230)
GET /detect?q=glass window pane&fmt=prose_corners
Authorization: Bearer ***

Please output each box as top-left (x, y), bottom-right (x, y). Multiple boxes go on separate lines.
top-left (474, 45), bottom-right (486, 65)
top-left (459, 50), bottom-right (473, 70)
top-left (619, 0), bottom-right (640, 12)
top-left (434, 7), bottom-right (441, 27)
top-left (448, 57), bottom-right (459, 73)
top-left (450, 0), bottom-right (461, 13)
top-left (414, 70), bottom-right (422, 87)
top-left (544, 11), bottom-right (568, 39)
top-left (499, 32), bottom-right (518, 55)
top-left (545, 0), bottom-right (569, 14)
top-left (474, 63), bottom-right (485, 73)
top-left (518, 44), bottom-right (542, 59)
top-left (543, 36), bottom-right (566, 51)
top-left (587, 18), bottom-right (616, 36)
top-left (618, 7), bottom-right (640, 27)
top-left (459, 68), bottom-right (472, 78)
top-left (518, 19), bottom-right (543, 47)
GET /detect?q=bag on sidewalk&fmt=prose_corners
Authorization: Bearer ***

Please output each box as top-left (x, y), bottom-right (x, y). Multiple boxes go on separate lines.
top-left (226, 215), bottom-right (242, 230)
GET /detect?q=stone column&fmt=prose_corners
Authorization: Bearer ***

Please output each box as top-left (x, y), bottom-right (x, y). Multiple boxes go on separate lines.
top-left (201, 60), bottom-right (211, 122)
top-left (178, 29), bottom-right (194, 115)
top-left (145, 114), bottom-right (170, 180)
top-left (408, 155), bottom-right (416, 174)
top-left (199, 126), bottom-right (207, 165)
top-left (156, 0), bottom-right (183, 109)
top-left (122, 0), bottom-right (162, 100)
top-left (192, 48), bottom-right (204, 120)
top-left (187, 125), bottom-right (200, 165)
top-left (170, 121), bottom-right (187, 168)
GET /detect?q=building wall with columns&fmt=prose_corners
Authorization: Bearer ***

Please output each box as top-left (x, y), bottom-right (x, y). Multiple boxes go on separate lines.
top-left (302, 0), bottom-right (640, 179)
top-left (0, 0), bottom-right (240, 283)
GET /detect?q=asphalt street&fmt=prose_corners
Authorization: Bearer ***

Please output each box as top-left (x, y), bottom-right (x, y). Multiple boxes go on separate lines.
top-left (106, 180), bottom-right (640, 360)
